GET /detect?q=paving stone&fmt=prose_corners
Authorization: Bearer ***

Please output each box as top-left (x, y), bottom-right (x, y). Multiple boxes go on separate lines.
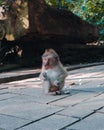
top-left (0, 84), bottom-right (9, 90)
top-left (57, 106), bottom-right (92, 119)
top-left (67, 76), bottom-right (104, 92)
top-left (19, 77), bottom-right (41, 85)
top-left (0, 88), bottom-right (8, 94)
top-left (67, 65), bottom-right (104, 80)
top-left (57, 99), bottom-right (103, 119)
top-left (66, 113), bottom-right (104, 130)
top-left (7, 77), bottom-right (40, 84)
top-left (0, 69), bottom-right (37, 79)
top-left (18, 114), bottom-right (78, 130)
top-left (57, 94), bottom-right (104, 119)
top-left (8, 87), bottom-right (70, 104)
top-left (0, 114), bottom-right (30, 130)
top-left (0, 96), bottom-right (63, 121)
top-left (8, 85), bottom-right (43, 96)
top-left (0, 64), bottom-right (104, 130)
top-left (96, 107), bottom-right (104, 113)
top-left (0, 93), bottom-right (18, 101)
top-left (67, 68), bottom-right (102, 79)
top-left (89, 92), bottom-right (104, 100)
top-left (50, 92), bottom-right (96, 107)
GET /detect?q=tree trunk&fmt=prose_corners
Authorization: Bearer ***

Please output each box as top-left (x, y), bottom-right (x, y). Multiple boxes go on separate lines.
top-left (28, 0), bottom-right (47, 33)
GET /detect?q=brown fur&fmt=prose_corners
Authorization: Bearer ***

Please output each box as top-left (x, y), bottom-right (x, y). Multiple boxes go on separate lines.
top-left (40, 48), bottom-right (68, 93)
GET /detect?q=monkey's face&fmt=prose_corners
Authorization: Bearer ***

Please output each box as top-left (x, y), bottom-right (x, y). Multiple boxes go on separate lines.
top-left (42, 54), bottom-right (58, 69)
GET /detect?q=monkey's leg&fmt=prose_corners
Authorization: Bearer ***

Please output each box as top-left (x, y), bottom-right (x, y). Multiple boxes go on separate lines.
top-left (42, 80), bottom-right (51, 94)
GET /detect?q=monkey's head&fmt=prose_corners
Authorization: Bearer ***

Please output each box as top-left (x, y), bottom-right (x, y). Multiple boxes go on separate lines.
top-left (42, 49), bottom-right (59, 69)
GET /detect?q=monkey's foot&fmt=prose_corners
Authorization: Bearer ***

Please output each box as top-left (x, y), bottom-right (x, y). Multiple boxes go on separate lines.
top-left (49, 86), bottom-right (59, 92)
top-left (55, 90), bottom-right (70, 95)
top-left (55, 91), bottom-right (61, 95)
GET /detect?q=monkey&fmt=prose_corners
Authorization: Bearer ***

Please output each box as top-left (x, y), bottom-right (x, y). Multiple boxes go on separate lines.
top-left (39, 48), bottom-right (68, 95)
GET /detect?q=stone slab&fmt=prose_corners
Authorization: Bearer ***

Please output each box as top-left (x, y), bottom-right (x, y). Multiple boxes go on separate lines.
top-left (0, 95), bottom-right (63, 121)
top-left (50, 92), bottom-right (96, 107)
top-left (0, 64), bottom-right (104, 130)
top-left (8, 87), bottom-right (71, 104)
top-left (96, 107), bottom-right (104, 113)
top-left (66, 113), bottom-right (104, 130)
top-left (0, 69), bottom-right (37, 79)
top-left (0, 93), bottom-right (18, 101)
top-left (57, 94), bottom-right (104, 119)
top-left (67, 76), bottom-right (104, 92)
top-left (0, 89), bottom-right (8, 94)
top-left (18, 114), bottom-right (78, 130)
top-left (0, 114), bottom-right (30, 130)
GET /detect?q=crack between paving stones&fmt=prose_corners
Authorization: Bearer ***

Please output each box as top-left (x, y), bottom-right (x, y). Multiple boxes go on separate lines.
top-left (14, 109), bottom-right (65, 130)
top-left (59, 112), bottom-right (95, 130)
top-left (96, 111), bottom-right (104, 114)
top-left (72, 92), bottom-right (104, 106)
top-left (0, 92), bottom-right (9, 95)
top-left (46, 93), bottom-right (79, 105)
top-left (46, 94), bottom-right (74, 104)
top-left (47, 96), bottom-right (70, 104)
top-left (0, 113), bottom-right (30, 121)
top-left (0, 94), bottom-right (18, 101)
top-left (14, 107), bottom-right (103, 130)
top-left (59, 106), bottom-right (104, 130)
top-left (94, 92), bottom-right (104, 97)
top-left (93, 106), bottom-right (104, 113)
top-left (45, 93), bottom-right (79, 107)
top-left (71, 98), bottom-right (91, 107)
top-left (0, 87), bottom-right (8, 90)
top-left (0, 97), bottom-right (16, 101)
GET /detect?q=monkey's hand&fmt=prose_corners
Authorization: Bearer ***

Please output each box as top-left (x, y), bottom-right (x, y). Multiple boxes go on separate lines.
top-left (54, 80), bottom-right (60, 87)
top-left (42, 72), bottom-right (48, 80)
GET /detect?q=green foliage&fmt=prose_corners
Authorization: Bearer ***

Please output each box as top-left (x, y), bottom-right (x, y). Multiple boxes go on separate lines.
top-left (0, 0), bottom-right (3, 3)
top-left (69, 0), bottom-right (104, 40)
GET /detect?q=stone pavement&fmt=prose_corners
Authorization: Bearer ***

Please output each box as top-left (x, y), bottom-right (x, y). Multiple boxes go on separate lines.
top-left (0, 64), bottom-right (104, 130)
top-left (0, 62), bottom-right (104, 84)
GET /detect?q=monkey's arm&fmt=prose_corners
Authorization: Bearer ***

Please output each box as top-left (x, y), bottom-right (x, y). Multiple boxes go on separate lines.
top-left (54, 71), bottom-right (68, 87)
top-left (39, 71), bottom-right (48, 81)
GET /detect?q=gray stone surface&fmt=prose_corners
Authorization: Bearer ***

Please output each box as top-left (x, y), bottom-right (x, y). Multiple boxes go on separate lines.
top-left (50, 92), bottom-right (97, 107)
top-left (57, 95), bottom-right (104, 119)
top-left (66, 113), bottom-right (104, 130)
top-left (0, 96), bottom-right (63, 121)
top-left (8, 87), bottom-right (70, 104)
top-left (97, 107), bottom-right (104, 113)
top-left (0, 64), bottom-right (104, 130)
top-left (18, 114), bottom-right (78, 130)
top-left (0, 93), bottom-right (17, 101)
top-left (0, 114), bottom-right (30, 130)
top-left (0, 69), bottom-right (38, 79)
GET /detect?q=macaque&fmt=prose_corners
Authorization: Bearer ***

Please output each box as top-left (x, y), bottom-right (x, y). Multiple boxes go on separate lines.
top-left (39, 48), bottom-right (68, 95)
